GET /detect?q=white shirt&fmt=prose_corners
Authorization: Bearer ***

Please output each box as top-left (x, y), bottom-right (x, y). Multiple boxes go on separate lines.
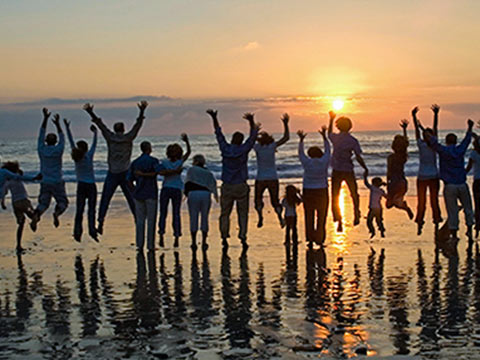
top-left (417, 139), bottom-right (438, 180)
top-left (368, 185), bottom-right (386, 209)
top-left (281, 198), bottom-right (297, 217)
top-left (470, 151), bottom-right (480, 180)
top-left (298, 140), bottom-right (330, 189)
top-left (2, 179), bottom-right (29, 203)
top-left (254, 142), bottom-right (278, 180)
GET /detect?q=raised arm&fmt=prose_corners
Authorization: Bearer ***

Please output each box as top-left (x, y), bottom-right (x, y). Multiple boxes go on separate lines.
top-left (52, 114), bottom-right (64, 149)
top-left (126, 101), bottom-right (148, 140)
top-left (88, 125), bottom-right (98, 157)
top-left (297, 130), bottom-right (308, 165)
top-left (241, 112), bottom-right (260, 151)
top-left (411, 106), bottom-right (421, 140)
top-left (319, 125), bottom-right (330, 158)
top-left (327, 111), bottom-right (336, 135)
top-left (458, 119), bottom-right (474, 154)
top-left (431, 104), bottom-right (440, 137)
top-left (275, 113), bottom-right (290, 147)
top-left (400, 119), bottom-right (409, 139)
top-left (208, 109), bottom-right (228, 150)
top-left (64, 119), bottom-right (75, 149)
top-left (181, 133), bottom-right (191, 162)
top-left (38, 108), bottom-right (51, 150)
top-left (83, 103), bottom-right (112, 139)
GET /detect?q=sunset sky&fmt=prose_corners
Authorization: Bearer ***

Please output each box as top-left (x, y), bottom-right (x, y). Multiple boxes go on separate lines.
top-left (1, 0), bottom-right (480, 136)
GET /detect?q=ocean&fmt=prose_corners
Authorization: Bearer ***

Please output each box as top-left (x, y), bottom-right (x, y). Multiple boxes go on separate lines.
top-left (0, 129), bottom-right (472, 182)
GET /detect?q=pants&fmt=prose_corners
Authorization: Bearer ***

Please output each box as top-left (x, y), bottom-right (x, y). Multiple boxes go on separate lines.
top-left (386, 179), bottom-right (408, 209)
top-left (158, 187), bottom-right (182, 237)
top-left (254, 180), bottom-right (281, 212)
top-left (135, 198), bottom-right (157, 249)
top-left (444, 183), bottom-right (474, 231)
top-left (285, 215), bottom-right (298, 244)
top-left (74, 182), bottom-right (97, 238)
top-left (331, 170), bottom-right (359, 222)
top-left (415, 178), bottom-right (442, 225)
top-left (303, 188), bottom-right (328, 245)
top-left (366, 208), bottom-right (385, 234)
top-left (12, 199), bottom-right (34, 225)
top-left (98, 171), bottom-right (135, 223)
top-left (473, 180), bottom-right (480, 231)
top-left (187, 190), bottom-right (211, 233)
top-left (36, 182), bottom-right (69, 216)
top-left (219, 183), bottom-right (250, 240)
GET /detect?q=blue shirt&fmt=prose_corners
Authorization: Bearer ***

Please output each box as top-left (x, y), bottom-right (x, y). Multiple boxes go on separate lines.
top-left (215, 126), bottom-right (258, 185)
top-left (160, 159), bottom-right (184, 190)
top-left (0, 169), bottom-right (35, 201)
top-left (127, 153), bottom-right (162, 200)
top-left (37, 127), bottom-right (65, 184)
top-left (67, 128), bottom-right (97, 184)
top-left (430, 132), bottom-right (472, 185)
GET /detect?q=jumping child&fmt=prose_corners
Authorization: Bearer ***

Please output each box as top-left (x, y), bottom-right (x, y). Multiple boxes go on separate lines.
top-left (281, 185), bottom-right (302, 246)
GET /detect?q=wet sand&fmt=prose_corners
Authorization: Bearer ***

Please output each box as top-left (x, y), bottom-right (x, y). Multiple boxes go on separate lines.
top-left (0, 179), bottom-right (478, 359)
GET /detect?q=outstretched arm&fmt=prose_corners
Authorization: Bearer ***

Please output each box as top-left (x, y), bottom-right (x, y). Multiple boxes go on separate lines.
top-left (64, 119), bottom-right (75, 149)
top-left (207, 109), bottom-right (220, 130)
top-left (83, 103), bottom-right (112, 138)
top-left (363, 173), bottom-right (372, 189)
top-left (431, 104), bottom-right (440, 137)
top-left (88, 125), bottom-right (98, 157)
top-left (297, 130), bottom-right (308, 165)
top-left (400, 119), bottom-right (409, 139)
top-left (411, 107), bottom-right (421, 140)
top-left (319, 125), bottom-right (330, 157)
top-left (327, 111), bottom-right (335, 135)
top-left (38, 108), bottom-right (50, 150)
top-left (275, 113), bottom-right (290, 147)
top-left (181, 133), bottom-right (191, 162)
top-left (208, 109), bottom-right (227, 150)
top-left (458, 119), bottom-right (474, 154)
top-left (52, 114), bottom-right (65, 149)
top-left (241, 112), bottom-right (260, 150)
top-left (126, 100), bottom-right (148, 140)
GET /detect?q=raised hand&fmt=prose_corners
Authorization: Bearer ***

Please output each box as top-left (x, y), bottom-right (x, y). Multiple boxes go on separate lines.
top-left (83, 103), bottom-right (94, 114)
top-left (411, 106), bottom-right (419, 117)
top-left (90, 125), bottom-right (97, 133)
top-left (42, 107), bottom-right (51, 119)
top-left (329, 110), bottom-right (336, 121)
top-left (206, 109), bottom-right (218, 118)
top-left (243, 112), bottom-right (254, 122)
top-left (181, 133), bottom-right (189, 143)
top-left (52, 114), bottom-right (60, 126)
top-left (63, 118), bottom-right (70, 127)
top-left (281, 113), bottom-right (289, 124)
top-left (319, 125), bottom-right (327, 137)
top-left (400, 119), bottom-right (409, 129)
top-left (137, 100), bottom-right (148, 112)
top-left (297, 130), bottom-right (307, 140)
top-left (431, 104), bottom-right (440, 114)
top-left (468, 119), bottom-right (474, 129)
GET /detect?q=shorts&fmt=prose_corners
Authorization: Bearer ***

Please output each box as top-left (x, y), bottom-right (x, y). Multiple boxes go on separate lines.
top-left (13, 199), bottom-right (33, 224)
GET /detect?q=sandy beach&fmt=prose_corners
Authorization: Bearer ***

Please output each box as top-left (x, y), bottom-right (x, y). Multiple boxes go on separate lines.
top-left (0, 177), bottom-right (478, 359)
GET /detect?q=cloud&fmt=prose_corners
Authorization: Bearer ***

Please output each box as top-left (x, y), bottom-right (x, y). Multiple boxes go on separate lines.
top-left (231, 41), bottom-right (261, 53)
top-left (7, 95), bottom-right (174, 107)
top-left (443, 102), bottom-right (480, 116)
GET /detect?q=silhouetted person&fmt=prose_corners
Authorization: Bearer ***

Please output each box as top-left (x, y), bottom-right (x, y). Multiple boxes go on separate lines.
top-left (426, 119), bottom-right (474, 240)
top-left (158, 134), bottom-right (191, 248)
top-left (1, 161), bottom-right (40, 252)
top-left (328, 111), bottom-right (368, 232)
top-left (297, 126), bottom-right (330, 247)
top-left (31, 109), bottom-right (68, 229)
top-left (281, 185), bottom-right (302, 246)
top-left (184, 154), bottom-right (218, 251)
top-left (83, 101), bottom-right (148, 234)
top-left (466, 133), bottom-right (480, 237)
top-left (65, 119), bottom-right (98, 242)
top-left (127, 141), bottom-right (162, 250)
top-left (253, 113), bottom-right (290, 227)
top-left (207, 109), bottom-right (259, 249)
top-left (412, 105), bottom-right (442, 235)
top-left (386, 120), bottom-right (413, 219)
top-left (364, 174), bottom-right (387, 238)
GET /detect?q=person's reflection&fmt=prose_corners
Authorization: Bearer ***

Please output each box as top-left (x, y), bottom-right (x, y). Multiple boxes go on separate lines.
top-left (159, 253), bottom-right (173, 323)
top-left (42, 278), bottom-right (72, 338)
top-left (15, 253), bottom-right (33, 332)
top-left (147, 250), bottom-right (161, 325)
top-left (190, 250), bottom-right (215, 326)
top-left (74, 255), bottom-right (100, 336)
top-left (221, 249), bottom-right (253, 348)
top-left (98, 260), bottom-right (121, 333)
top-left (367, 248), bottom-right (385, 320)
top-left (472, 244), bottom-right (480, 337)
top-left (173, 251), bottom-right (186, 325)
top-left (304, 247), bottom-right (328, 328)
top-left (386, 272), bottom-right (410, 355)
top-left (285, 242), bottom-right (299, 298)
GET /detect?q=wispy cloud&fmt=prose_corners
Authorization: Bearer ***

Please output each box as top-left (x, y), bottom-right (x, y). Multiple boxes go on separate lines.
top-left (231, 41), bottom-right (261, 53)
top-left (7, 95), bottom-right (174, 107)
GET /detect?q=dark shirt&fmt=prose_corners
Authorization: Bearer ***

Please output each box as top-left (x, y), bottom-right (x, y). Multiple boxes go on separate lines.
top-left (127, 153), bottom-right (162, 200)
top-left (184, 181), bottom-right (209, 196)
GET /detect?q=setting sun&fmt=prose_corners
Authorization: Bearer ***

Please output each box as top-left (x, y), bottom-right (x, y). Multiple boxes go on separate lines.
top-left (332, 99), bottom-right (345, 111)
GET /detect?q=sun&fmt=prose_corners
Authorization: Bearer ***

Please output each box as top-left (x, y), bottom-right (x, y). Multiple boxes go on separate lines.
top-left (332, 99), bottom-right (344, 111)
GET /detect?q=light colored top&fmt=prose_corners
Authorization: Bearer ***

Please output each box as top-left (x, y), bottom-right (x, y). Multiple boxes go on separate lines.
top-left (37, 127), bottom-right (65, 184)
top-left (470, 151), bottom-right (480, 180)
top-left (254, 142), bottom-right (278, 180)
top-left (298, 140), bottom-right (331, 189)
top-left (93, 117), bottom-right (143, 174)
top-left (185, 165), bottom-right (218, 199)
top-left (0, 169), bottom-right (34, 201)
top-left (161, 159), bottom-right (184, 190)
top-left (328, 132), bottom-right (362, 172)
top-left (2, 179), bottom-right (28, 203)
top-left (417, 139), bottom-right (438, 180)
top-left (366, 184), bottom-right (386, 209)
top-left (281, 198), bottom-right (297, 217)
top-left (66, 128), bottom-right (97, 184)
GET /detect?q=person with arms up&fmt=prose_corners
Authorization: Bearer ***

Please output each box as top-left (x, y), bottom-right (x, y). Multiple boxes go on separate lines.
top-left (253, 113), bottom-right (290, 228)
top-left (64, 119), bottom-right (98, 242)
top-left (328, 111), bottom-right (368, 232)
top-left (207, 109), bottom-right (259, 250)
top-left (31, 109), bottom-right (68, 229)
top-left (128, 141), bottom-right (162, 251)
top-left (426, 119), bottom-right (474, 241)
top-left (411, 105), bottom-right (442, 235)
top-left (465, 131), bottom-right (480, 238)
top-left (83, 101), bottom-right (148, 234)
top-left (297, 126), bottom-right (330, 248)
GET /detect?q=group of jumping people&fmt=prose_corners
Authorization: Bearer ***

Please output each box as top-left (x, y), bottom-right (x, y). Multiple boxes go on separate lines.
top-left (1, 101), bottom-right (479, 253)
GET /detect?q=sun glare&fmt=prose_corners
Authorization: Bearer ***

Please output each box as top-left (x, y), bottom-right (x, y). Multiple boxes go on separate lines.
top-left (332, 99), bottom-right (344, 111)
